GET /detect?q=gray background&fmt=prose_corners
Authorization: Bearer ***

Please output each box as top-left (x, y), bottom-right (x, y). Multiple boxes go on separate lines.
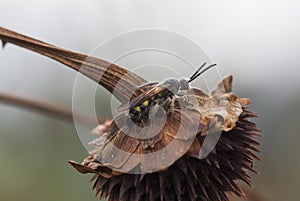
top-left (0, 1), bottom-right (299, 200)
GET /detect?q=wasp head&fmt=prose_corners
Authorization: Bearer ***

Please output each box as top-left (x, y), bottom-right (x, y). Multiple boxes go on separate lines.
top-left (179, 79), bottom-right (189, 90)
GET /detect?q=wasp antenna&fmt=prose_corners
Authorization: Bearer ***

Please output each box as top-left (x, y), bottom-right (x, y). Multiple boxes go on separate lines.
top-left (188, 63), bottom-right (217, 83)
top-left (189, 62), bottom-right (206, 81)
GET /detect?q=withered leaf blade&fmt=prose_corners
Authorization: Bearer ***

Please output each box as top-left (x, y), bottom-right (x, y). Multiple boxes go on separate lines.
top-left (92, 106), bottom-right (204, 173)
top-left (0, 26), bottom-right (146, 103)
top-left (68, 159), bottom-right (116, 179)
top-left (68, 160), bottom-right (100, 174)
top-left (211, 75), bottom-right (233, 95)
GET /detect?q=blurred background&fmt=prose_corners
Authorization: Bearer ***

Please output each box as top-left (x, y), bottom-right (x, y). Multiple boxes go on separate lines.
top-left (0, 0), bottom-right (300, 201)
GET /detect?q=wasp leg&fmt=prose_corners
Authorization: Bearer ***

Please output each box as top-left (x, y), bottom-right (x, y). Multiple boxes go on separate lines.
top-left (149, 104), bottom-right (166, 120)
top-left (169, 97), bottom-right (175, 120)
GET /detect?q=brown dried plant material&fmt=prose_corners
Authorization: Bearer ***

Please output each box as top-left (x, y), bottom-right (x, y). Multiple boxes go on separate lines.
top-left (69, 76), bottom-right (261, 201)
top-left (0, 27), bottom-right (261, 201)
top-left (0, 26), bottom-right (146, 103)
top-left (0, 91), bottom-right (95, 125)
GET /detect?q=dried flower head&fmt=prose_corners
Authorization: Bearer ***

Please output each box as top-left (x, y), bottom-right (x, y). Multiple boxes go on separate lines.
top-left (69, 75), bottom-right (261, 201)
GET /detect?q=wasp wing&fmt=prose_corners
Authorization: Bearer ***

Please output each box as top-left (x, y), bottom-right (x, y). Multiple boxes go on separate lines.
top-left (116, 82), bottom-right (171, 112)
top-left (116, 82), bottom-right (158, 112)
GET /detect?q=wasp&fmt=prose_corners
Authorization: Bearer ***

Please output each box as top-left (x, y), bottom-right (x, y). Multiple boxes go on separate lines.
top-left (117, 63), bottom-right (217, 124)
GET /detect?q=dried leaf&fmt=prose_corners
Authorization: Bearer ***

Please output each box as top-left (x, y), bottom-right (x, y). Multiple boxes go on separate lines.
top-left (0, 26), bottom-right (146, 103)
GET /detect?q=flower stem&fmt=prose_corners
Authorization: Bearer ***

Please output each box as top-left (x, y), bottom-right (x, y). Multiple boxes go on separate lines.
top-left (0, 91), bottom-right (96, 126)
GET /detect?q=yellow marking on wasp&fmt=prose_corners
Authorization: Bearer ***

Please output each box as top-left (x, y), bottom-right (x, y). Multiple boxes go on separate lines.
top-left (134, 106), bottom-right (141, 112)
top-left (142, 100), bottom-right (149, 107)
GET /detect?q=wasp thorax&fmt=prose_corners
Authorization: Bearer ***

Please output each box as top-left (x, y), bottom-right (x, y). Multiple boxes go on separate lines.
top-left (127, 78), bottom-right (191, 125)
top-left (162, 78), bottom-right (190, 93)
top-left (163, 78), bottom-right (180, 94)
